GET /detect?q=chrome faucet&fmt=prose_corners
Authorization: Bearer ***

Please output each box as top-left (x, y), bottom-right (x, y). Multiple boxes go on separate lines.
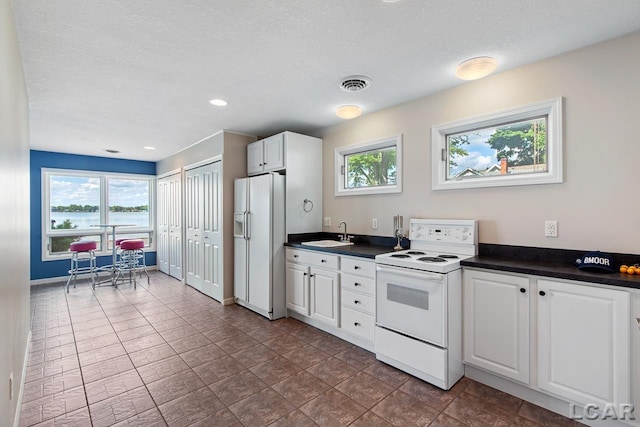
top-left (338, 221), bottom-right (350, 242)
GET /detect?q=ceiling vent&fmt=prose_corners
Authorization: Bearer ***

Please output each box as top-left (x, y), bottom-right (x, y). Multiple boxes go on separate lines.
top-left (338, 75), bottom-right (372, 92)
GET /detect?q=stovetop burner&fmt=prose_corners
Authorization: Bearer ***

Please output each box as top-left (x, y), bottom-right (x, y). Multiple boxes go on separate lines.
top-left (418, 257), bottom-right (447, 263)
top-left (437, 254), bottom-right (458, 259)
top-left (391, 254), bottom-right (411, 258)
top-left (407, 251), bottom-right (426, 255)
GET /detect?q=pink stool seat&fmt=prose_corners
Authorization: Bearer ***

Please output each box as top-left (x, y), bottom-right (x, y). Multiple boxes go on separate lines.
top-left (69, 240), bottom-right (97, 252)
top-left (120, 239), bottom-right (144, 250)
top-left (115, 238), bottom-right (127, 247)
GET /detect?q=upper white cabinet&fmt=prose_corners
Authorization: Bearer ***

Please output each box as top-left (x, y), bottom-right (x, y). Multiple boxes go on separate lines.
top-left (247, 131), bottom-right (323, 236)
top-left (537, 279), bottom-right (630, 409)
top-left (463, 269), bottom-right (530, 384)
top-left (247, 133), bottom-right (284, 175)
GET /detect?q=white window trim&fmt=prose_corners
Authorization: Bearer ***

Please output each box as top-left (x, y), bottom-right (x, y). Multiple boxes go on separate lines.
top-left (42, 168), bottom-right (156, 261)
top-left (431, 97), bottom-right (563, 190)
top-left (335, 134), bottom-right (402, 196)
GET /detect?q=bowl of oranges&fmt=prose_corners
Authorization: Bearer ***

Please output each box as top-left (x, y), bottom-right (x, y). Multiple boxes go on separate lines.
top-left (619, 264), bottom-right (640, 275)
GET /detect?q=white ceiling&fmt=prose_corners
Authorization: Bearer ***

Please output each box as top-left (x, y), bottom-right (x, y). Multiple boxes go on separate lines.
top-left (13, 0), bottom-right (640, 162)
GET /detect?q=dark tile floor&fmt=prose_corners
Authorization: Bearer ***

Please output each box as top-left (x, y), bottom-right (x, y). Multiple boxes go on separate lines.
top-left (21, 271), bottom-right (581, 426)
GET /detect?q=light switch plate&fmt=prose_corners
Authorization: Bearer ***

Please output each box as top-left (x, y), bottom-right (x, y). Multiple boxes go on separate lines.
top-left (323, 217), bottom-right (331, 227)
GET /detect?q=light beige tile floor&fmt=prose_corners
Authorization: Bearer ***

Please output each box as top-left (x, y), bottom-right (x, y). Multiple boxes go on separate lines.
top-left (21, 271), bottom-right (581, 426)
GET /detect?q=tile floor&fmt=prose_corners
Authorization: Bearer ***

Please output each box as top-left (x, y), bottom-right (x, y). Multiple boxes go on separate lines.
top-left (21, 271), bottom-right (581, 426)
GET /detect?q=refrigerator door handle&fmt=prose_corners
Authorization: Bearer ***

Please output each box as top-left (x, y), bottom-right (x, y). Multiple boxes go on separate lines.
top-left (245, 212), bottom-right (250, 240)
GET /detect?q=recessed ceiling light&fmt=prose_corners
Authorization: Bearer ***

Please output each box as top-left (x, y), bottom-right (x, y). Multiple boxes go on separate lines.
top-left (381, 0), bottom-right (402, 3)
top-left (144, 146), bottom-right (156, 150)
top-left (209, 98), bottom-right (228, 106)
top-left (104, 149), bottom-right (120, 154)
top-left (336, 105), bottom-right (362, 120)
top-left (455, 56), bottom-right (498, 80)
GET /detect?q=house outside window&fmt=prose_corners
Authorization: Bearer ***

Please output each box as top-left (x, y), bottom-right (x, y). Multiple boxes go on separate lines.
top-left (43, 169), bottom-right (155, 259)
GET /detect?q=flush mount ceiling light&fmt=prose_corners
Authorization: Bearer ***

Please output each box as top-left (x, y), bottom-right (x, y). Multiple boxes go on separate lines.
top-left (209, 98), bottom-right (228, 106)
top-left (455, 56), bottom-right (498, 80)
top-left (336, 105), bottom-right (362, 120)
top-left (144, 146), bottom-right (156, 150)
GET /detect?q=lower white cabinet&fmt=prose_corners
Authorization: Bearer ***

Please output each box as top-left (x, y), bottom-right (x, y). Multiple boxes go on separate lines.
top-left (285, 248), bottom-right (377, 348)
top-left (286, 262), bottom-right (309, 315)
top-left (537, 278), bottom-right (630, 408)
top-left (286, 248), bottom-right (340, 328)
top-left (463, 268), bottom-right (631, 411)
top-left (310, 267), bottom-right (339, 327)
top-left (463, 269), bottom-right (530, 384)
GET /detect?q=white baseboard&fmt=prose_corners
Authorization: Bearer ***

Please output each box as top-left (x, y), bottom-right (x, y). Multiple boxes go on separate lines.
top-left (13, 330), bottom-right (31, 427)
top-left (31, 265), bottom-right (159, 287)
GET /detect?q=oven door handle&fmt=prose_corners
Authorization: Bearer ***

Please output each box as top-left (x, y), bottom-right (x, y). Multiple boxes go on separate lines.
top-left (376, 264), bottom-right (444, 282)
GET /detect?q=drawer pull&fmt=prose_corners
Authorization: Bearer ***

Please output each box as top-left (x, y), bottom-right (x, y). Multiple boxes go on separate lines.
top-left (354, 300), bottom-right (361, 304)
top-left (354, 322), bottom-right (361, 327)
top-left (354, 282), bottom-right (361, 287)
top-left (321, 259), bottom-right (327, 263)
top-left (293, 254), bottom-right (299, 258)
top-left (354, 266), bottom-right (360, 270)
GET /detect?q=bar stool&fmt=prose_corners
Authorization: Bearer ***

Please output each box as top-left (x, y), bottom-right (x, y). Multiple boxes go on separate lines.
top-left (66, 240), bottom-right (100, 293)
top-left (115, 239), bottom-right (149, 288)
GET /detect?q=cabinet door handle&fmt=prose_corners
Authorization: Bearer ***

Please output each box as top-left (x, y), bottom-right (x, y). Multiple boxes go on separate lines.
top-left (354, 322), bottom-right (361, 327)
top-left (263, 162), bottom-right (267, 165)
top-left (303, 272), bottom-right (307, 276)
top-left (354, 300), bottom-right (361, 304)
top-left (259, 163), bottom-right (263, 166)
top-left (293, 254), bottom-right (298, 258)
top-left (309, 274), bottom-right (315, 278)
top-left (539, 290), bottom-right (546, 296)
top-left (354, 266), bottom-right (360, 270)
top-left (354, 282), bottom-right (361, 287)
top-left (520, 288), bottom-right (526, 293)
top-left (321, 259), bottom-right (327, 263)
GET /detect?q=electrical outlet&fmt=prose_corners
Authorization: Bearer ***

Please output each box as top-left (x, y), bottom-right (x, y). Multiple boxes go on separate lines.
top-left (372, 218), bottom-right (378, 230)
top-left (545, 221), bottom-right (558, 237)
top-left (323, 217), bottom-right (331, 227)
top-left (9, 373), bottom-right (13, 400)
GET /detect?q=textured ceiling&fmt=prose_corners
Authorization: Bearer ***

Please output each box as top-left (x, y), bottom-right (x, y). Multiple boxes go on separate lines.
top-left (13, 0), bottom-right (640, 161)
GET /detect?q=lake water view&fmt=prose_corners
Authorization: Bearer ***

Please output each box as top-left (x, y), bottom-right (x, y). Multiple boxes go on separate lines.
top-left (50, 211), bottom-right (150, 229)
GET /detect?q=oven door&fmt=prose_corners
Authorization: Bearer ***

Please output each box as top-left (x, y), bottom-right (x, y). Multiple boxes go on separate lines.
top-left (376, 264), bottom-right (447, 347)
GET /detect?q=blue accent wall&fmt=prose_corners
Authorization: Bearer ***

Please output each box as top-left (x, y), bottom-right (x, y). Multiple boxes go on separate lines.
top-left (30, 150), bottom-right (157, 280)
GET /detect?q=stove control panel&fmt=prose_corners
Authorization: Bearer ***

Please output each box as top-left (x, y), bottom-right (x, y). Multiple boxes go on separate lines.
top-left (409, 219), bottom-right (477, 245)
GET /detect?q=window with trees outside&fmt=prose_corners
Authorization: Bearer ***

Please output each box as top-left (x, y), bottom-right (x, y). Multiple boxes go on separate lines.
top-left (335, 135), bottom-right (402, 196)
top-left (431, 98), bottom-right (563, 190)
top-left (42, 169), bottom-right (155, 259)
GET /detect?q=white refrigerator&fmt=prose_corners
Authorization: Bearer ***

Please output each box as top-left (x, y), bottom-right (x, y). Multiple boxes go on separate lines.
top-left (234, 173), bottom-right (286, 320)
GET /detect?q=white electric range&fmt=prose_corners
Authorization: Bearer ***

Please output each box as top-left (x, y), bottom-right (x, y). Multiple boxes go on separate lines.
top-left (374, 218), bottom-right (478, 390)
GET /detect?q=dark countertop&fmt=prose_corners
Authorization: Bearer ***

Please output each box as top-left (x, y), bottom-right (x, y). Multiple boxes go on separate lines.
top-left (285, 242), bottom-right (394, 259)
top-left (462, 244), bottom-right (640, 290)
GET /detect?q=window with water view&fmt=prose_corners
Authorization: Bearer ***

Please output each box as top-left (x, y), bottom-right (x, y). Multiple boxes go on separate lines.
top-left (44, 170), bottom-right (155, 257)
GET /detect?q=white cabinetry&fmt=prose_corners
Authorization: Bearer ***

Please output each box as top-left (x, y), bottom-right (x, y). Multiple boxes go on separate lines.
top-left (463, 269), bottom-right (530, 384)
top-left (340, 257), bottom-right (376, 343)
top-left (463, 268), bottom-right (631, 412)
top-left (537, 279), bottom-right (630, 409)
top-left (286, 248), bottom-right (339, 327)
top-left (247, 133), bottom-right (284, 175)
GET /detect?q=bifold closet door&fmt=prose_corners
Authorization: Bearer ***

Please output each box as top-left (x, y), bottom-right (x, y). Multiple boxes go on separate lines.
top-left (157, 172), bottom-right (182, 279)
top-left (185, 162), bottom-right (222, 301)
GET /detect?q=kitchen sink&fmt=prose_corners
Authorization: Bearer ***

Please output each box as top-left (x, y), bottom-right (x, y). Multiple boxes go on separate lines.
top-left (300, 240), bottom-right (354, 248)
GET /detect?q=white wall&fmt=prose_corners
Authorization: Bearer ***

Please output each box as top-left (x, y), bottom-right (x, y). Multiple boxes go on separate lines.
top-left (321, 31), bottom-right (640, 254)
top-left (0, 0), bottom-right (31, 424)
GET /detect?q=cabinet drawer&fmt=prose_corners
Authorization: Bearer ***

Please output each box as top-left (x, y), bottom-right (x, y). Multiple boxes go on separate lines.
top-left (341, 273), bottom-right (375, 296)
top-left (342, 289), bottom-right (375, 315)
top-left (341, 257), bottom-right (375, 278)
top-left (341, 307), bottom-right (375, 342)
top-left (286, 248), bottom-right (339, 269)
